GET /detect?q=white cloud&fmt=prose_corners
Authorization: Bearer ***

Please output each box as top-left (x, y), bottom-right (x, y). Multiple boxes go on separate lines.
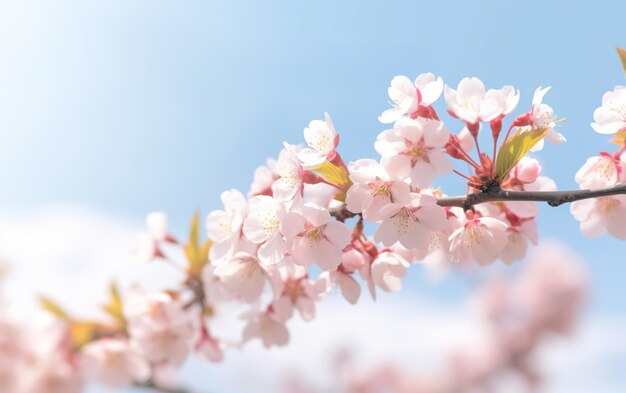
top-left (0, 205), bottom-right (184, 319)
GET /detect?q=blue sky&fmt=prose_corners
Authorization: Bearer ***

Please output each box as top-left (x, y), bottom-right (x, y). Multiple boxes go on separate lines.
top-left (1, 0), bottom-right (626, 392)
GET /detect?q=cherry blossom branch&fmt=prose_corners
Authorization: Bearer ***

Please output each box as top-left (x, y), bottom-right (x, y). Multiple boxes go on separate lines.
top-left (436, 183), bottom-right (626, 210)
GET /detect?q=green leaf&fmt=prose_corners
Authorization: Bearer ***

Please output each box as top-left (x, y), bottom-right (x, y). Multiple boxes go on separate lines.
top-left (617, 47), bottom-right (626, 76)
top-left (39, 295), bottom-right (72, 321)
top-left (495, 128), bottom-right (547, 180)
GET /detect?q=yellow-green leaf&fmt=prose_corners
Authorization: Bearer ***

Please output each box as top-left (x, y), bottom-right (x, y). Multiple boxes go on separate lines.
top-left (101, 281), bottom-right (126, 326)
top-left (39, 295), bottom-right (72, 321)
top-left (188, 212), bottom-right (201, 251)
top-left (184, 211), bottom-right (201, 264)
top-left (495, 128), bottom-right (547, 180)
top-left (185, 212), bottom-right (211, 276)
top-left (610, 130), bottom-right (626, 145)
top-left (199, 239), bottom-right (212, 264)
top-left (617, 47), bottom-right (626, 76)
top-left (314, 162), bottom-right (352, 190)
top-left (70, 322), bottom-right (98, 348)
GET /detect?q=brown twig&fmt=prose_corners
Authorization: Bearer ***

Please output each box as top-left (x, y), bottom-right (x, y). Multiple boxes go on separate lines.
top-left (436, 183), bottom-right (626, 210)
top-left (135, 380), bottom-right (202, 393)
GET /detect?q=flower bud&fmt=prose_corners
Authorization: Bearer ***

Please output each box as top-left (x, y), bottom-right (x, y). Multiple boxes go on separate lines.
top-left (516, 157), bottom-right (541, 183)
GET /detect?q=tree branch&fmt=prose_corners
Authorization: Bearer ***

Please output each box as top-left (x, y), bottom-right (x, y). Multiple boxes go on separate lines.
top-left (435, 183), bottom-right (626, 210)
top-left (135, 380), bottom-right (202, 393)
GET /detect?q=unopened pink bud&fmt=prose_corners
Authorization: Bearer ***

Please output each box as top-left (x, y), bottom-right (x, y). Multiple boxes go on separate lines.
top-left (466, 122), bottom-right (480, 137)
top-left (516, 157), bottom-right (541, 183)
top-left (511, 112), bottom-right (533, 128)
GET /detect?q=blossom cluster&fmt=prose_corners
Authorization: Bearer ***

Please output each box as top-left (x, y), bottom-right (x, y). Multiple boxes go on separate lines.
top-left (284, 244), bottom-right (587, 393)
top-left (0, 283), bottom-right (200, 392)
top-left (571, 84), bottom-right (626, 239)
top-left (5, 59), bottom-right (625, 392)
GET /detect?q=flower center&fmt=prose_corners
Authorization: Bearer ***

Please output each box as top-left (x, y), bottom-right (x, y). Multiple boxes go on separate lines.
top-left (310, 133), bottom-right (332, 154)
top-left (393, 91), bottom-right (407, 105)
top-left (460, 96), bottom-right (481, 114)
top-left (608, 100), bottom-right (626, 121)
top-left (260, 213), bottom-right (280, 235)
top-left (599, 197), bottom-right (620, 214)
top-left (305, 227), bottom-right (323, 242)
top-left (404, 139), bottom-right (429, 165)
top-left (463, 222), bottom-right (485, 247)
top-left (285, 280), bottom-right (304, 303)
top-left (369, 179), bottom-right (394, 202)
top-left (594, 157), bottom-right (618, 181)
top-left (392, 208), bottom-right (417, 234)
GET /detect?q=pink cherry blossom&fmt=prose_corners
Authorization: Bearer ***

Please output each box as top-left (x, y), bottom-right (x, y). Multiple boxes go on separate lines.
top-left (527, 86), bottom-right (566, 151)
top-left (481, 84), bottom-right (520, 121)
top-left (19, 354), bottom-right (84, 393)
top-left (206, 189), bottom-right (247, 261)
top-left (514, 156), bottom-right (541, 183)
top-left (0, 317), bottom-right (86, 393)
top-left (370, 251), bottom-right (410, 292)
top-left (448, 213), bottom-right (509, 265)
top-left (124, 290), bottom-right (198, 367)
top-left (80, 338), bottom-right (151, 388)
top-left (374, 192), bottom-right (448, 250)
top-left (0, 316), bottom-right (36, 393)
top-left (391, 199), bottom-right (458, 277)
top-left (591, 85), bottom-right (626, 134)
top-left (268, 264), bottom-right (330, 322)
top-left (213, 252), bottom-right (268, 303)
top-left (133, 212), bottom-right (171, 261)
top-left (298, 113), bottom-right (339, 169)
top-left (444, 77), bottom-right (518, 125)
top-left (242, 311), bottom-right (289, 348)
top-left (345, 159), bottom-right (411, 222)
top-left (375, 118), bottom-right (452, 188)
top-left (378, 73), bottom-right (444, 123)
top-left (303, 182), bottom-right (338, 207)
top-left (196, 329), bottom-right (224, 362)
top-left (288, 203), bottom-right (351, 271)
top-left (570, 195), bottom-right (626, 239)
top-left (0, 317), bottom-right (30, 392)
top-left (524, 175), bottom-right (557, 192)
top-left (444, 77), bottom-right (486, 125)
top-left (501, 220), bottom-right (538, 265)
top-left (272, 143), bottom-right (308, 202)
top-left (480, 201), bottom-right (538, 265)
top-left (325, 270), bottom-right (361, 304)
top-left (242, 195), bottom-right (293, 266)
top-left (249, 158), bottom-right (279, 197)
top-left (340, 247), bottom-right (368, 272)
top-left (414, 231), bottom-right (455, 281)
top-left (575, 153), bottom-right (621, 189)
